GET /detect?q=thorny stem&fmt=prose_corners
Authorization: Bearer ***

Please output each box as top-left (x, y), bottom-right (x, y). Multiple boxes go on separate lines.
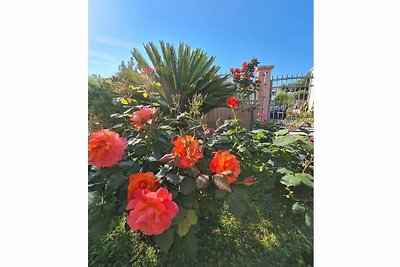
top-left (303, 154), bottom-right (314, 173)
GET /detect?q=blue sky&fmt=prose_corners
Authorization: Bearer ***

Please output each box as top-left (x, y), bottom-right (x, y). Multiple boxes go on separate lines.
top-left (89, 0), bottom-right (313, 77)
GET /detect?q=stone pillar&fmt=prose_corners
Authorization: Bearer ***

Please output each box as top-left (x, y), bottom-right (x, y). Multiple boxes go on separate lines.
top-left (256, 65), bottom-right (274, 122)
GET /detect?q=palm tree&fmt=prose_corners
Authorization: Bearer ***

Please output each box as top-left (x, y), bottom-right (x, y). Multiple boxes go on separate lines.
top-left (132, 41), bottom-right (235, 113)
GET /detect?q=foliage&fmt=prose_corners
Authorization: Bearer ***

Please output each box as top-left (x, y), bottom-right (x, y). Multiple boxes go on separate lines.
top-left (89, 161), bottom-right (313, 267)
top-left (273, 90), bottom-right (292, 107)
top-left (88, 75), bottom-right (123, 133)
top-left (229, 58), bottom-right (261, 99)
top-left (88, 48), bottom-right (313, 265)
top-left (131, 41), bottom-right (235, 113)
top-left (88, 94), bottom-right (261, 259)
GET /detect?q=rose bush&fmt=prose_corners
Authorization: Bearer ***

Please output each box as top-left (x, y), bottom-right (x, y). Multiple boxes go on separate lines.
top-left (229, 58), bottom-right (260, 98)
top-left (88, 88), bottom-right (260, 257)
top-left (88, 55), bottom-right (313, 262)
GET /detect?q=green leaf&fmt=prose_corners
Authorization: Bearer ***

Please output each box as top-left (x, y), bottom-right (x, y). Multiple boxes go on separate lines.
top-left (281, 174), bottom-right (302, 187)
top-left (107, 171), bottom-right (127, 190)
top-left (166, 173), bottom-right (180, 184)
top-left (277, 167), bottom-right (293, 176)
top-left (195, 174), bottom-right (210, 189)
top-left (246, 206), bottom-right (260, 223)
top-left (215, 135), bottom-right (231, 144)
top-left (177, 220), bottom-right (190, 237)
top-left (118, 161), bottom-right (136, 168)
top-left (176, 208), bottom-right (197, 237)
top-left (292, 202), bottom-right (306, 214)
top-left (215, 189), bottom-right (228, 199)
top-left (183, 233), bottom-right (198, 259)
top-left (212, 174), bottom-right (231, 192)
top-left (295, 173), bottom-right (314, 187)
top-left (275, 129), bottom-right (289, 136)
top-left (154, 228), bottom-right (174, 252)
top-left (172, 207), bottom-right (186, 226)
top-left (103, 202), bottom-right (117, 216)
top-left (180, 177), bottom-right (196, 195)
top-left (226, 192), bottom-right (247, 219)
top-left (182, 195), bottom-right (196, 208)
top-left (274, 135), bottom-right (301, 146)
top-left (305, 211), bottom-right (313, 227)
top-left (303, 140), bottom-right (314, 154)
top-left (185, 209), bottom-right (198, 225)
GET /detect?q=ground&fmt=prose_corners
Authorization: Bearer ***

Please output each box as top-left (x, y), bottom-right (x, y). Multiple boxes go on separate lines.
top-left (89, 175), bottom-right (313, 267)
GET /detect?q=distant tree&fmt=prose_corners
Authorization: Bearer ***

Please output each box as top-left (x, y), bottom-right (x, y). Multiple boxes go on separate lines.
top-left (273, 91), bottom-right (292, 107)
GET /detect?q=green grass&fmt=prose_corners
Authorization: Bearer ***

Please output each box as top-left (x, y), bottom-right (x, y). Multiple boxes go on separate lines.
top-left (89, 178), bottom-right (313, 267)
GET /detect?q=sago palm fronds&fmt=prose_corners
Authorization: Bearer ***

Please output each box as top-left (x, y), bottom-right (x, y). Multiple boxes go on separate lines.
top-left (132, 41), bottom-right (235, 113)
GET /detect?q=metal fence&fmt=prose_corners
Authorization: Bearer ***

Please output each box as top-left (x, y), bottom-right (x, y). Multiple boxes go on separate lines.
top-left (269, 72), bottom-right (314, 125)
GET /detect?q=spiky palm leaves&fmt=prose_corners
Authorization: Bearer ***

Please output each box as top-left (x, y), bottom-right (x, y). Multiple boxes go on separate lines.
top-left (132, 41), bottom-right (235, 113)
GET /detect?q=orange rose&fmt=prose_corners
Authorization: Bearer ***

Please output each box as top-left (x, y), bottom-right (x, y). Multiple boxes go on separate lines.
top-left (126, 188), bottom-right (179, 235)
top-left (127, 172), bottom-right (159, 202)
top-left (171, 135), bottom-right (203, 168)
top-left (130, 106), bottom-right (155, 129)
top-left (88, 129), bottom-right (127, 167)
top-left (209, 150), bottom-right (241, 184)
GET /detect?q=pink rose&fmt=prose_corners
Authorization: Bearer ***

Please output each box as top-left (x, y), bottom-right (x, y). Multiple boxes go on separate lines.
top-left (130, 106), bottom-right (155, 129)
top-left (126, 188), bottom-right (179, 235)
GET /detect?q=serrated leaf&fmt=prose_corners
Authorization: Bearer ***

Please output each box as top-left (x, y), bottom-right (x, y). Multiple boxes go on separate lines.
top-left (295, 173), bottom-right (314, 187)
top-left (275, 129), bottom-right (289, 136)
top-left (292, 202), bottom-right (306, 214)
top-left (172, 207), bottom-right (186, 226)
top-left (196, 174), bottom-right (210, 189)
top-left (166, 173), bottom-right (180, 184)
top-left (212, 175), bottom-right (231, 192)
top-left (177, 220), bottom-right (190, 237)
top-left (154, 228), bottom-right (174, 252)
top-left (180, 178), bottom-right (196, 195)
top-left (107, 171), bottom-right (127, 190)
top-left (171, 189), bottom-right (179, 199)
top-left (274, 135), bottom-right (301, 146)
top-left (118, 161), bottom-right (137, 168)
top-left (183, 233), bottom-right (198, 259)
top-left (303, 140), bottom-right (314, 154)
top-left (182, 197), bottom-right (195, 208)
top-left (226, 192), bottom-right (247, 219)
top-left (185, 209), bottom-right (198, 225)
top-left (281, 174), bottom-right (302, 187)
top-left (215, 189), bottom-right (228, 199)
top-left (277, 167), bottom-right (293, 175)
top-left (215, 135), bottom-right (231, 144)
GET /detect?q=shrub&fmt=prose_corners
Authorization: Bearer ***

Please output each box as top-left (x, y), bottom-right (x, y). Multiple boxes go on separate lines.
top-left (88, 96), bottom-right (260, 258)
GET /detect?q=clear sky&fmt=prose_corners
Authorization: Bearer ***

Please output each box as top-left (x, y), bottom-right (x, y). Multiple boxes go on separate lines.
top-left (89, 0), bottom-right (313, 78)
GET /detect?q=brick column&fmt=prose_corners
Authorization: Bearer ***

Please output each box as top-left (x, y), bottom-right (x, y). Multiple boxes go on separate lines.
top-left (256, 65), bottom-right (274, 122)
